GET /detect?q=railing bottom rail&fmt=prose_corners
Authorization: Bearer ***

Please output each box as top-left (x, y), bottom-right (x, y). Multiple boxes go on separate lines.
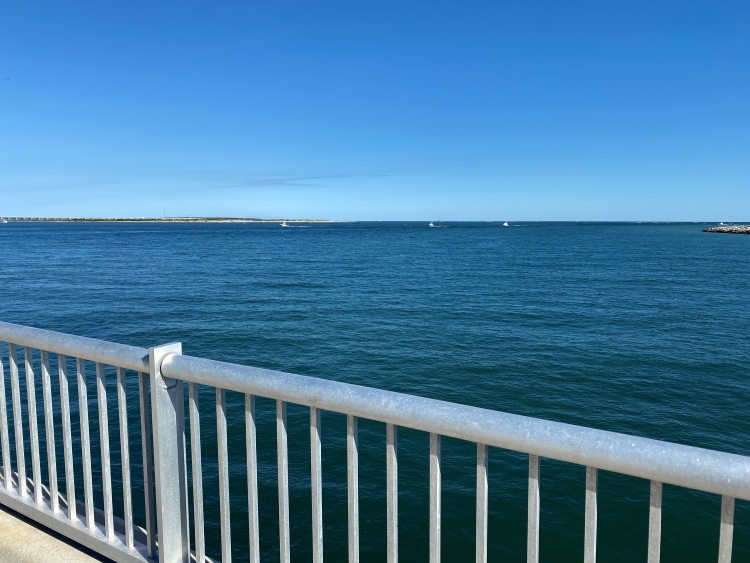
top-left (0, 472), bottom-right (153, 563)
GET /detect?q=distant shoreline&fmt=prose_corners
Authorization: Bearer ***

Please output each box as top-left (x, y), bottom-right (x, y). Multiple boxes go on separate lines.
top-left (0, 217), bottom-right (333, 223)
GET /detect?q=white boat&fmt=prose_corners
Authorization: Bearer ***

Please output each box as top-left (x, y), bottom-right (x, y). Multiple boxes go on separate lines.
top-left (429, 222), bottom-right (434, 227)
top-left (503, 221), bottom-right (509, 226)
top-left (281, 221), bottom-right (289, 227)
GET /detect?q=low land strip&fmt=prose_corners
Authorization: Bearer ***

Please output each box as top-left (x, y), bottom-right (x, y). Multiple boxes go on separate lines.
top-left (0, 217), bottom-right (331, 223)
top-left (703, 225), bottom-right (750, 234)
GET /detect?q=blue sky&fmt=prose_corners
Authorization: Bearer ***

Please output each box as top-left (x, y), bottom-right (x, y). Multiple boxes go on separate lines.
top-left (1, 1), bottom-right (748, 220)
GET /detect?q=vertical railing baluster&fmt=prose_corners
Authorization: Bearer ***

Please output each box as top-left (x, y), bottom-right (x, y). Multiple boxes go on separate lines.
top-left (584, 467), bottom-right (597, 563)
top-left (216, 388), bottom-right (232, 563)
top-left (386, 424), bottom-right (398, 563)
top-left (311, 406), bottom-right (323, 563)
top-left (718, 496), bottom-right (734, 563)
top-left (0, 343), bottom-right (11, 490)
top-left (347, 414), bottom-right (359, 563)
top-left (9, 344), bottom-right (26, 497)
top-left (138, 372), bottom-right (156, 556)
top-left (476, 443), bottom-right (488, 563)
top-left (188, 383), bottom-right (205, 563)
top-left (77, 358), bottom-right (95, 529)
top-left (277, 400), bottom-right (291, 563)
top-left (96, 363), bottom-right (114, 538)
top-left (246, 394), bottom-right (260, 563)
top-left (116, 367), bottom-right (134, 548)
top-left (41, 351), bottom-right (58, 512)
top-left (647, 480), bottom-right (662, 563)
top-left (527, 454), bottom-right (540, 563)
top-left (58, 355), bottom-right (76, 521)
top-left (429, 433), bottom-right (441, 563)
top-left (25, 347), bottom-right (42, 504)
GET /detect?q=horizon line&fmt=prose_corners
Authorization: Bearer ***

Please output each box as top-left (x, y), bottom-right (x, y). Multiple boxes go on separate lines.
top-left (0, 217), bottom-right (744, 224)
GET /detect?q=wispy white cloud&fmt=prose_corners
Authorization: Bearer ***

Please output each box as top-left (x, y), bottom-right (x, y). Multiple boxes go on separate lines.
top-left (240, 172), bottom-right (391, 188)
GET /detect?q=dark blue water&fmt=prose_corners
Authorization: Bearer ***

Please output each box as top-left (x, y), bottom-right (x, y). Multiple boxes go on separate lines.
top-left (1, 222), bottom-right (748, 562)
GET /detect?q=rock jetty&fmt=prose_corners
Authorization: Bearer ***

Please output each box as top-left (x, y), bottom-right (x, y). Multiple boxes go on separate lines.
top-left (703, 225), bottom-right (750, 234)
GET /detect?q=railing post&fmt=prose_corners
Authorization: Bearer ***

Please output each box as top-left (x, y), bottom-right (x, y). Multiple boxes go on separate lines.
top-left (149, 343), bottom-right (189, 563)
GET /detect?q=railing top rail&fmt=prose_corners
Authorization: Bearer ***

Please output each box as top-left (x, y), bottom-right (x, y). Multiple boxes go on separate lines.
top-left (163, 353), bottom-right (750, 501)
top-left (0, 321), bottom-right (149, 373)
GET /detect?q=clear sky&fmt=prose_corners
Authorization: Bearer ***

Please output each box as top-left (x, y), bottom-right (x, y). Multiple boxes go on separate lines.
top-left (1, 1), bottom-right (748, 220)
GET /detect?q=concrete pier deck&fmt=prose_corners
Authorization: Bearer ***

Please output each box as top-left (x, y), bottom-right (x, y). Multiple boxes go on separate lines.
top-left (0, 504), bottom-right (111, 563)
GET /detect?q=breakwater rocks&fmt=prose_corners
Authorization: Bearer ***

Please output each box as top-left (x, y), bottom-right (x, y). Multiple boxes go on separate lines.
top-left (703, 225), bottom-right (750, 234)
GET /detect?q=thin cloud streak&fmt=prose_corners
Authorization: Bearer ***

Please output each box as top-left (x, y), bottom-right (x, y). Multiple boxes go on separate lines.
top-left (240, 172), bottom-right (391, 188)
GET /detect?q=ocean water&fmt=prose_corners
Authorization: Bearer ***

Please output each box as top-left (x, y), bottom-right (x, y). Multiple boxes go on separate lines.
top-left (0, 221), bottom-right (748, 562)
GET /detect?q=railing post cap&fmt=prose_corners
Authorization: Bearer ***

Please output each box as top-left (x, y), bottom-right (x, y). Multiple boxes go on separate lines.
top-left (148, 343), bottom-right (182, 381)
top-left (148, 342), bottom-right (182, 355)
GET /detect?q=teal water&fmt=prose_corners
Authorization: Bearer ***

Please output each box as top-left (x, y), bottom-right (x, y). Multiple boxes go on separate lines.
top-left (0, 222), bottom-right (748, 562)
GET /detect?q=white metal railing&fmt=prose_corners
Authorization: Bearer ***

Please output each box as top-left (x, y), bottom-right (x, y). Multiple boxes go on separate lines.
top-left (0, 320), bottom-right (748, 563)
top-left (0, 321), bottom-right (155, 563)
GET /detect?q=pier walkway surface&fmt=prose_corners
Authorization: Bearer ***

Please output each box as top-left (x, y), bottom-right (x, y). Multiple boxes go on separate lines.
top-left (0, 504), bottom-right (110, 563)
